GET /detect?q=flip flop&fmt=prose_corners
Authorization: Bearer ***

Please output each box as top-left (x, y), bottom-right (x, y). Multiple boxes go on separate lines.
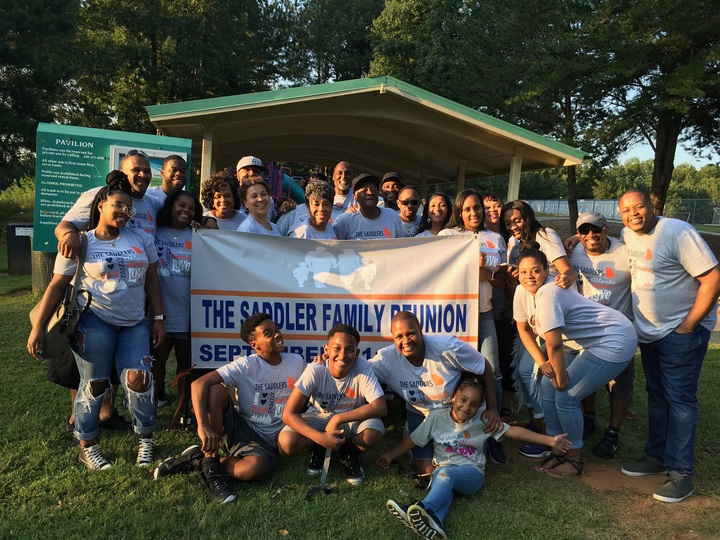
top-left (545, 458), bottom-right (584, 478)
top-left (534, 453), bottom-right (565, 473)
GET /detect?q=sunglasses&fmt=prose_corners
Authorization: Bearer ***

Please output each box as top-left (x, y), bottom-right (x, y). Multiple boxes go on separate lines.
top-left (125, 149), bottom-right (149, 160)
top-left (399, 199), bottom-right (420, 206)
top-left (578, 224), bottom-right (604, 235)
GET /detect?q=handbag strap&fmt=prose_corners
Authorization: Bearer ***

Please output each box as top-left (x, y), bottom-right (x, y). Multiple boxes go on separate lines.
top-left (67, 232), bottom-right (88, 307)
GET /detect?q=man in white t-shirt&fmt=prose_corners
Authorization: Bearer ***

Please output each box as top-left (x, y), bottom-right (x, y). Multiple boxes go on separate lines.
top-left (369, 311), bottom-right (501, 480)
top-left (278, 324), bottom-right (386, 486)
top-left (569, 211), bottom-right (634, 459)
top-left (154, 313), bottom-right (305, 504)
top-left (333, 174), bottom-right (406, 240)
top-left (618, 189), bottom-right (720, 504)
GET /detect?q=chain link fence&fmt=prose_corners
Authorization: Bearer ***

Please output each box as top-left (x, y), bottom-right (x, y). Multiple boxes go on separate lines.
top-left (525, 199), bottom-right (720, 226)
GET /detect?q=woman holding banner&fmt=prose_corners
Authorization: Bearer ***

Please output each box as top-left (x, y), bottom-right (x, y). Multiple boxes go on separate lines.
top-left (237, 180), bottom-right (282, 236)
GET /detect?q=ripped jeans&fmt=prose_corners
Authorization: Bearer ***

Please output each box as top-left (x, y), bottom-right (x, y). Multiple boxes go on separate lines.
top-left (422, 464), bottom-right (485, 524)
top-left (71, 311), bottom-right (156, 440)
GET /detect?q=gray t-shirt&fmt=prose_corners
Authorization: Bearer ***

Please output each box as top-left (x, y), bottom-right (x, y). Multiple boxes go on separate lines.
top-left (508, 227), bottom-right (567, 276)
top-left (289, 221), bottom-right (336, 239)
top-left (204, 209), bottom-right (246, 231)
top-left (369, 335), bottom-right (486, 415)
top-left (237, 214), bottom-right (282, 236)
top-left (217, 352), bottom-right (306, 445)
top-left (534, 282), bottom-right (637, 362)
top-left (622, 217), bottom-right (718, 342)
top-left (570, 238), bottom-right (633, 319)
top-left (155, 226), bottom-right (192, 333)
top-left (295, 357), bottom-right (384, 414)
top-left (54, 228), bottom-right (158, 326)
top-left (410, 408), bottom-right (509, 473)
top-left (64, 190), bottom-right (162, 238)
top-left (333, 207), bottom-right (407, 240)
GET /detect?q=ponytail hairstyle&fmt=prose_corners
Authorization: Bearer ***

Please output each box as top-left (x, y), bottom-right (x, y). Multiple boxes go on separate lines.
top-left (517, 248), bottom-right (548, 270)
top-left (452, 371), bottom-right (486, 401)
top-left (88, 171), bottom-right (133, 230)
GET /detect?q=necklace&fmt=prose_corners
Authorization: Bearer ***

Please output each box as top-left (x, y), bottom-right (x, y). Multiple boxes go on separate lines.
top-left (95, 230), bottom-right (119, 247)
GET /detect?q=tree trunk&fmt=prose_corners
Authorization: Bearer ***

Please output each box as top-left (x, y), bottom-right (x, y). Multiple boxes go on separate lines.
top-left (566, 165), bottom-right (578, 231)
top-left (651, 111), bottom-right (683, 215)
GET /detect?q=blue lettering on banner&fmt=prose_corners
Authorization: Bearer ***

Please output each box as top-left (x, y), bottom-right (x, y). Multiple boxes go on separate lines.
top-left (238, 301), bottom-right (318, 331)
top-left (201, 299), bottom-right (235, 329)
top-left (198, 343), bottom-right (249, 363)
top-left (389, 303), bottom-right (467, 333)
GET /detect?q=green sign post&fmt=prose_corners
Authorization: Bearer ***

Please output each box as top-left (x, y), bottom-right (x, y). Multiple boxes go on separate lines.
top-left (34, 123), bottom-right (192, 252)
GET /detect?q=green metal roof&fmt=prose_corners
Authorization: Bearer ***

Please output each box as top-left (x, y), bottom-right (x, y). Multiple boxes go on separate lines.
top-left (146, 75), bottom-right (584, 183)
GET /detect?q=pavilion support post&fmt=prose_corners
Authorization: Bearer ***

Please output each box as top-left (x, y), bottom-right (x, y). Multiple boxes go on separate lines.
top-left (506, 147), bottom-right (524, 202)
top-left (200, 118), bottom-right (214, 189)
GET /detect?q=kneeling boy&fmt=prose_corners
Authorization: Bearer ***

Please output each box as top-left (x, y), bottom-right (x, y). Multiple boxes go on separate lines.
top-left (278, 324), bottom-right (386, 486)
top-left (154, 313), bottom-right (305, 503)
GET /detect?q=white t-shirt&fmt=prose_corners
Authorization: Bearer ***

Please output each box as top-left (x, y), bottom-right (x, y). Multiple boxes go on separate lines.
top-left (622, 217), bottom-right (718, 342)
top-left (145, 186), bottom-right (169, 205)
top-left (155, 226), bottom-right (192, 333)
top-left (217, 352), bottom-right (306, 445)
top-left (569, 238), bottom-right (633, 319)
top-left (533, 282), bottom-right (637, 362)
top-left (400, 214), bottom-right (422, 237)
top-left (439, 228), bottom-right (507, 313)
top-left (204, 209), bottom-right (246, 231)
top-left (333, 207), bottom-right (407, 240)
top-left (411, 408), bottom-right (509, 473)
top-left (237, 214), bottom-right (282, 236)
top-left (290, 221), bottom-right (337, 240)
top-left (54, 228), bottom-right (158, 326)
top-left (369, 335), bottom-right (487, 415)
top-left (295, 357), bottom-right (384, 414)
top-left (508, 227), bottom-right (567, 276)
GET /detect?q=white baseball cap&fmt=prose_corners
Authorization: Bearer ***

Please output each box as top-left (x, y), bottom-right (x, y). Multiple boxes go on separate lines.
top-left (236, 156), bottom-right (264, 172)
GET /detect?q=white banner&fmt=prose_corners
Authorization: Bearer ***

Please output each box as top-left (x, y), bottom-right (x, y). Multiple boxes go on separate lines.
top-left (191, 231), bottom-right (479, 369)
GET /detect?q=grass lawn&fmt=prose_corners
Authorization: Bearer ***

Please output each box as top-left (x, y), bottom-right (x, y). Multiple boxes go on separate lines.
top-left (2, 244), bottom-right (719, 539)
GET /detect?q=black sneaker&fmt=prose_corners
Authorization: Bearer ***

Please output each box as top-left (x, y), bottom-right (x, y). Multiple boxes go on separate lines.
top-left (307, 443), bottom-right (325, 475)
top-left (153, 444), bottom-right (203, 480)
top-left (408, 503), bottom-right (447, 540)
top-left (487, 437), bottom-right (507, 465)
top-left (593, 428), bottom-right (620, 459)
top-left (339, 442), bottom-right (365, 486)
top-left (583, 413), bottom-right (599, 439)
top-left (200, 457), bottom-right (236, 504)
top-left (386, 499), bottom-right (414, 531)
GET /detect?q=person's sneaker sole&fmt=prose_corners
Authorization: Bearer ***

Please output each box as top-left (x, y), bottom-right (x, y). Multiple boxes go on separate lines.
top-left (199, 468), bottom-right (236, 504)
top-left (386, 500), bottom-right (414, 531)
top-left (153, 444), bottom-right (202, 480)
top-left (621, 459), bottom-right (668, 477)
top-left (518, 446), bottom-right (551, 458)
top-left (652, 472), bottom-right (694, 503)
top-left (408, 504), bottom-right (447, 540)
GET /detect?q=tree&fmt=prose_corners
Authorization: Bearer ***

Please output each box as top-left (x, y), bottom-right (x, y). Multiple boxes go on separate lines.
top-left (0, 0), bottom-right (79, 183)
top-left (587, 0), bottom-right (720, 214)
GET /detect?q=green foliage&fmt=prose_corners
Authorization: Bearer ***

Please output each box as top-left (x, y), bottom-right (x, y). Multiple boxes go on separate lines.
top-left (0, 176), bottom-right (35, 226)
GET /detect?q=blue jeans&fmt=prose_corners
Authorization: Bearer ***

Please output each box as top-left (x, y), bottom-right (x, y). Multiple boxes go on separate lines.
top-left (540, 350), bottom-right (630, 449)
top-left (71, 311), bottom-right (156, 440)
top-left (479, 310), bottom-right (501, 407)
top-left (422, 465), bottom-right (484, 523)
top-left (514, 339), bottom-right (544, 417)
top-left (640, 327), bottom-right (710, 476)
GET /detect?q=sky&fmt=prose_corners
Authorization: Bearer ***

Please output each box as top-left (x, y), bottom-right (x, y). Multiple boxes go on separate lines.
top-left (622, 144), bottom-right (719, 168)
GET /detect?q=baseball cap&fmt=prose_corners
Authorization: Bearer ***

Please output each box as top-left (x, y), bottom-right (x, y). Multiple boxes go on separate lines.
top-left (382, 172), bottom-right (403, 186)
top-left (352, 173), bottom-right (380, 191)
top-left (236, 156), bottom-right (264, 171)
top-left (576, 211), bottom-right (608, 230)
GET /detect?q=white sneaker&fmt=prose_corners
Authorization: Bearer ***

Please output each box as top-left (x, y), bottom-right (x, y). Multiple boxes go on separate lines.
top-left (136, 437), bottom-right (155, 467)
top-left (78, 444), bottom-right (112, 470)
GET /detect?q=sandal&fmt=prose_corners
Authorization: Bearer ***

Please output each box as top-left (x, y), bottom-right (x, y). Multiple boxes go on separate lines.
top-left (545, 457), bottom-right (584, 478)
top-left (534, 453), bottom-right (566, 473)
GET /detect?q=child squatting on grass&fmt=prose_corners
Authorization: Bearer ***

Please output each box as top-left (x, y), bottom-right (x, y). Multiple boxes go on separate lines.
top-left (378, 372), bottom-right (571, 540)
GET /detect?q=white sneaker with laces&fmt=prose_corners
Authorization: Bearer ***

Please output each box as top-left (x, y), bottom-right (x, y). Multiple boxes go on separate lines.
top-left (78, 444), bottom-right (112, 470)
top-left (136, 437), bottom-right (155, 467)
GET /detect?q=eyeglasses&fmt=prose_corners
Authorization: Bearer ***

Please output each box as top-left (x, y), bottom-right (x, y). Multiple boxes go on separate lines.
top-left (399, 199), bottom-right (420, 206)
top-left (125, 149), bottom-right (149, 160)
top-left (578, 224), bottom-right (604, 235)
top-left (107, 201), bottom-right (136, 217)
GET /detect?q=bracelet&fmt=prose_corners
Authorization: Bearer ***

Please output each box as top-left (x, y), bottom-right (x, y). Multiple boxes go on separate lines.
top-left (154, 314), bottom-right (165, 321)
top-left (63, 230), bottom-right (79, 237)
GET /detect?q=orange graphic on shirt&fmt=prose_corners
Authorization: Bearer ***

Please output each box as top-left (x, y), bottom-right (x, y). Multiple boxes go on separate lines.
top-left (486, 240), bottom-right (496, 249)
top-left (605, 267), bottom-right (615, 278)
top-left (185, 240), bottom-right (192, 250)
top-left (345, 388), bottom-right (356, 399)
top-left (288, 377), bottom-right (295, 389)
top-left (646, 249), bottom-right (653, 260)
top-left (431, 374), bottom-right (445, 386)
top-left (131, 245), bottom-right (144, 254)
top-left (383, 228), bottom-right (391, 237)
